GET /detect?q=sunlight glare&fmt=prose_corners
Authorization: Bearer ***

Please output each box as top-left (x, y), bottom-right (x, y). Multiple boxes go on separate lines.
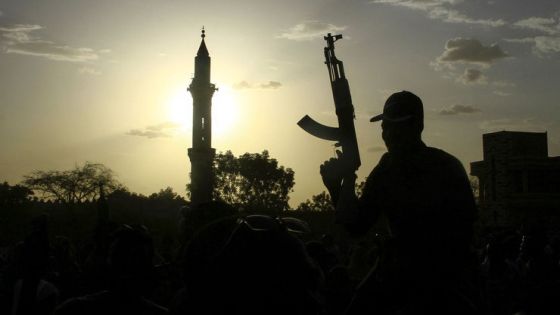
top-left (167, 87), bottom-right (192, 134)
top-left (212, 84), bottom-right (239, 137)
top-left (166, 83), bottom-right (239, 137)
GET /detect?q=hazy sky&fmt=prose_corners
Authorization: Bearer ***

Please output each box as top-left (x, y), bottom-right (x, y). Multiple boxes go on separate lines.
top-left (1, 0), bottom-right (559, 206)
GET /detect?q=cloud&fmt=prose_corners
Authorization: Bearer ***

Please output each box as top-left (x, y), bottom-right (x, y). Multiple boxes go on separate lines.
top-left (506, 16), bottom-right (560, 56)
top-left (233, 80), bottom-right (282, 90)
top-left (492, 80), bottom-right (516, 88)
top-left (457, 68), bottom-right (487, 84)
top-left (439, 104), bottom-right (480, 115)
top-left (0, 24), bottom-right (42, 40)
top-left (78, 67), bottom-right (101, 75)
top-left (0, 24), bottom-right (101, 62)
top-left (428, 6), bottom-right (506, 27)
top-left (503, 37), bottom-right (535, 44)
top-left (533, 36), bottom-right (560, 54)
top-left (233, 81), bottom-right (251, 90)
top-left (490, 81), bottom-right (515, 97)
top-left (444, 68), bottom-right (514, 87)
top-left (508, 35), bottom-right (560, 55)
top-left (506, 35), bottom-right (560, 56)
top-left (435, 38), bottom-right (508, 66)
top-left (514, 17), bottom-right (558, 35)
top-left (126, 122), bottom-right (180, 139)
top-left (371, 0), bottom-right (461, 11)
top-left (126, 129), bottom-right (170, 139)
top-left (259, 81), bottom-right (282, 89)
top-left (493, 90), bottom-right (511, 97)
top-left (277, 20), bottom-right (347, 41)
top-left (370, 0), bottom-right (505, 27)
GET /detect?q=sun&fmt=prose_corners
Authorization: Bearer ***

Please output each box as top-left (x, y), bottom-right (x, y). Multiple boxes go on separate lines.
top-left (212, 84), bottom-right (239, 136)
top-left (166, 83), bottom-right (239, 137)
top-left (167, 87), bottom-right (192, 134)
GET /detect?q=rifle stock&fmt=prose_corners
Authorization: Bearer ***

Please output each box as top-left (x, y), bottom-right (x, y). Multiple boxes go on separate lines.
top-left (298, 33), bottom-right (361, 172)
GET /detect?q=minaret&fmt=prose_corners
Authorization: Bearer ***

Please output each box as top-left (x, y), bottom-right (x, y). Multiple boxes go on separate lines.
top-left (188, 28), bottom-right (217, 207)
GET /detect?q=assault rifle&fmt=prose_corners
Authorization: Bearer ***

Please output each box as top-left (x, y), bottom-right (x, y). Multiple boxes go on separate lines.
top-left (298, 33), bottom-right (361, 173)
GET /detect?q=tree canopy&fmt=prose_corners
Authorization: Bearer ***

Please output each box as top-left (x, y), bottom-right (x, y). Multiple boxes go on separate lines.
top-left (210, 150), bottom-right (295, 213)
top-left (0, 182), bottom-right (34, 207)
top-left (22, 162), bottom-right (123, 203)
top-left (296, 191), bottom-right (334, 212)
top-left (295, 179), bottom-right (366, 212)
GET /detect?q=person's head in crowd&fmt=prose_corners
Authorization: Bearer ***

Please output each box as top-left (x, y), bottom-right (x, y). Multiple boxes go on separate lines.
top-left (52, 236), bottom-right (76, 264)
top-left (107, 224), bottom-right (156, 296)
top-left (180, 201), bottom-right (238, 241)
top-left (21, 215), bottom-right (50, 277)
top-left (320, 234), bottom-right (335, 248)
top-left (181, 214), bottom-right (323, 315)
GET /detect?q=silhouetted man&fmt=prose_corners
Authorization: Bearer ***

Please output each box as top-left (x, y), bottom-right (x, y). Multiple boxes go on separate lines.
top-left (321, 91), bottom-right (478, 314)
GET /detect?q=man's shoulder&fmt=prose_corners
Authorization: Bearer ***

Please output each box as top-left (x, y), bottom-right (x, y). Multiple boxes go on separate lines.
top-left (374, 147), bottom-right (462, 168)
top-left (422, 146), bottom-right (464, 169)
top-left (417, 146), bottom-right (473, 186)
top-left (367, 152), bottom-right (391, 177)
top-left (376, 152), bottom-right (390, 165)
top-left (423, 146), bottom-right (457, 159)
top-left (367, 147), bottom-right (466, 180)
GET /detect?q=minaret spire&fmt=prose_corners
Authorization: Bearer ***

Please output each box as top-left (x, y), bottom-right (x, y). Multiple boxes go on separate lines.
top-left (188, 28), bottom-right (216, 207)
top-left (197, 27), bottom-right (209, 57)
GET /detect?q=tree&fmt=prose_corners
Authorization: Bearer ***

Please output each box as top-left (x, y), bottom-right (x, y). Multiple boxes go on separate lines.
top-left (469, 176), bottom-right (479, 203)
top-left (296, 191), bottom-right (334, 212)
top-left (149, 187), bottom-right (188, 213)
top-left (149, 186), bottom-right (186, 202)
top-left (210, 150), bottom-right (295, 213)
top-left (22, 162), bottom-right (123, 203)
top-left (0, 181), bottom-right (34, 207)
top-left (296, 179), bottom-right (366, 212)
top-left (356, 179), bottom-right (366, 198)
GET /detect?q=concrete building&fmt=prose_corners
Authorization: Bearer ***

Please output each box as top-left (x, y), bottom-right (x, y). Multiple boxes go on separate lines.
top-left (188, 28), bottom-right (217, 207)
top-left (470, 131), bottom-right (560, 226)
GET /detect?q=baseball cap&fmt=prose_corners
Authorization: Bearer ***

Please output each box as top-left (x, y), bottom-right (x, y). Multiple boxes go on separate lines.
top-left (370, 90), bottom-right (424, 123)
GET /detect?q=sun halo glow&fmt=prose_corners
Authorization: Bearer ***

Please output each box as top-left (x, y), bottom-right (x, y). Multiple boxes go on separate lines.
top-left (166, 83), bottom-right (239, 138)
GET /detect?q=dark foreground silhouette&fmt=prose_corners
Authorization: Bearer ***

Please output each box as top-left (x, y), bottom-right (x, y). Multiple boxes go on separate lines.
top-left (54, 225), bottom-right (167, 315)
top-left (174, 214), bottom-right (322, 315)
top-left (1, 203), bottom-right (560, 315)
top-left (1, 91), bottom-right (560, 315)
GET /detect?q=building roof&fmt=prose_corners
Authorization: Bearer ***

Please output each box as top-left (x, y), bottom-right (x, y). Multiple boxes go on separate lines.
top-left (483, 130), bottom-right (547, 136)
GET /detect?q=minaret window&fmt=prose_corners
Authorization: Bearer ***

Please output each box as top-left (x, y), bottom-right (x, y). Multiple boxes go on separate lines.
top-left (202, 117), bottom-right (205, 130)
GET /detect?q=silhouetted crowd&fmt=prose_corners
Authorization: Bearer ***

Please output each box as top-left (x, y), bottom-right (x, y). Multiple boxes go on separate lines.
top-left (0, 202), bottom-right (559, 315)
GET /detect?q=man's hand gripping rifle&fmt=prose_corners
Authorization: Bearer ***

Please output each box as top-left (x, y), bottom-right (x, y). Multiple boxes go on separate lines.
top-left (298, 33), bottom-right (361, 204)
